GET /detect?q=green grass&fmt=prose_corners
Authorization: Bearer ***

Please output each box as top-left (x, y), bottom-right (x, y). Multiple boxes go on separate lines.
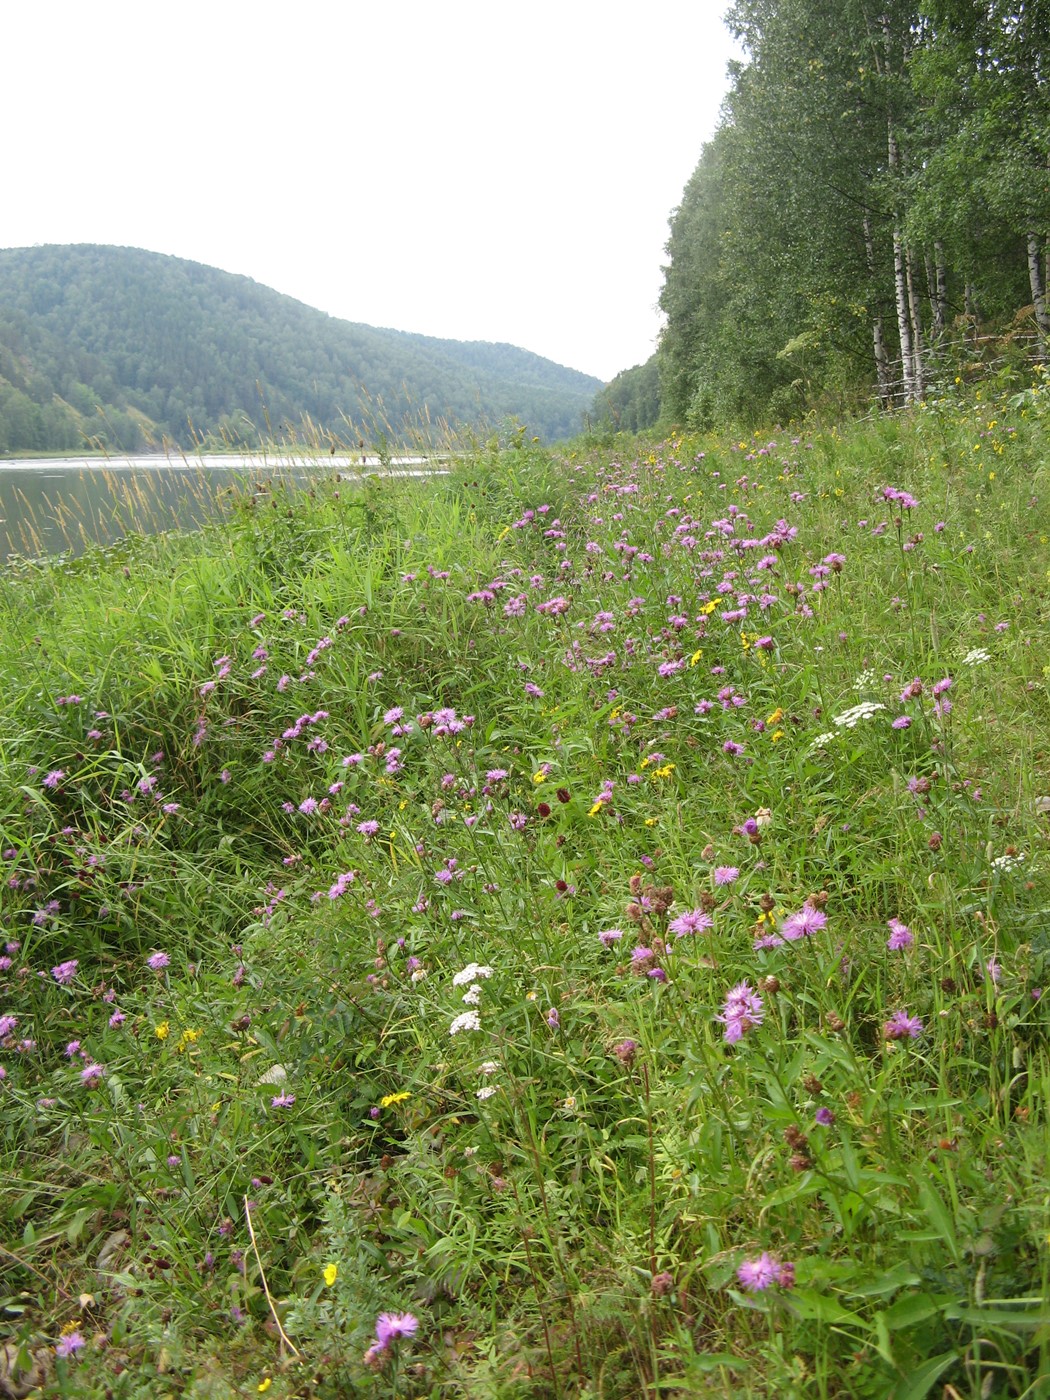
top-left (0, 382), bottom-right (1048, 1398)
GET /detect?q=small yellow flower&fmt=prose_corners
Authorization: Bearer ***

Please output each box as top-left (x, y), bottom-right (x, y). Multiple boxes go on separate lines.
top-left (767, 707), bottom-right (784, 725)
top-left (588, 802), bottom-right (603, 817)
top-left (175, 1028), bottom-right (201, 1053)
top-left (154, 1021), bottom-right (170, 1041)
top-left (258, 1381), bottom-right (271, 1393)
top-left (699, 600), bottom-right (717, 616)
top-left (689, 648), bottom-right (703, 666)
top-left (323, 1263), bottom-right (338, 1286)
top-left (645, 817), bottom-right (659, 827)
top-left (532, 771), bottom-right (546, 784)
top-left (770, 730), bottom-right (785, 743)
top-left (380, 1091), bottom-right (411, 1108)
top-left (652, 763), bottom-right (675, 779)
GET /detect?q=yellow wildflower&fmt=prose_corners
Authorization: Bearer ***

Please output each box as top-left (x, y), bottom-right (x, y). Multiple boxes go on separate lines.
top-left (532, 771), bottom-right (546, 784)
top-left (653, 763), bottom-right (675, 779)
top-left (154, 1021), bottom-right (170, 1041)
top-left (258, 1381), bottom-right (271, 1394)
top-left (323, 1263), bottom-right (339, 1286)
top-left (380, 1091), bottom-right (411, 1108)
top-left (588, 802), bottom-right (603, 816)
top-left (699, 599), bottom-right (718, 616)
top-left (771, 730), bottom-right (785, 743)
top-left (689, 649), bottom-right (703, 666)
top-left (175, 1028), bottom-right (201, 1053)
top-left (767, 707), bottom-right (784, 725)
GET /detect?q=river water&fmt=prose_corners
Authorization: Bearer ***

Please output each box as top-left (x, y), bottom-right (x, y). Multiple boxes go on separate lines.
top-left (0, 452), bottom-right (437, 562)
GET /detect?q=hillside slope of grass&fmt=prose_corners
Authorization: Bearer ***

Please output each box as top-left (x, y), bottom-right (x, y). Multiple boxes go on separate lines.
top-left (0, 381), bottom-right (1048, 1398)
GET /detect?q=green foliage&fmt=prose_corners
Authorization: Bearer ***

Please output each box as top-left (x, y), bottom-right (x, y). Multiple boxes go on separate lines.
top-left (0, 246), bottom-right (602, 454)
top-left (659, 1), bottom-right (1048, 428)
top-left (591, 355), bottom-right (663, 434)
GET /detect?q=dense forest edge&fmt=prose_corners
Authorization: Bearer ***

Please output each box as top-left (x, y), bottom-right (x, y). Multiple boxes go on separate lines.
top-left (590, 0), bottom-right (1050, 438)
top-left (0, 245), bottom-right (602, 454)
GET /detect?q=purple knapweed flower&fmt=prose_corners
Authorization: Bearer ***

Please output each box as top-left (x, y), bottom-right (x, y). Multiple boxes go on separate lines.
top-left (736, 1251), bottom-right (793, 1292)
top-left (51, 960), bottom-right (78, 985)
top-left (779, 906), bottom-right (827, 941)
top-left (883, 1010), bottom-right (923, 1041)
top-left (886, 918), bottom-right (913, 950)
top-left (147, 951), bottom-right (170, 972)
top-left (669, 908), bottom-right (713, 938)
top-left (717, 980), bottom-right (764, 1043)
top-left (713, 866), bottom-right (740, 886)
top-left (374, 1311), bottom-right (419, 1348)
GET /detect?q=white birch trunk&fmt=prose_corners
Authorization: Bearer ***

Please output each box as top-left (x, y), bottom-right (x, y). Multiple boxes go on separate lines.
top-left (1028, 232), bottom-right (1050, 351)
top-left (888, 125), bottom-right (916, 403)
top-left (906, 247), bottom-right (925, 400)
top-left (864, 212), bottom-right (893, 406)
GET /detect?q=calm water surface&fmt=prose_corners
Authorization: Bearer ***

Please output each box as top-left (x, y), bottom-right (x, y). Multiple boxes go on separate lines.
top-left (0, 452), bottom-right (437, 561)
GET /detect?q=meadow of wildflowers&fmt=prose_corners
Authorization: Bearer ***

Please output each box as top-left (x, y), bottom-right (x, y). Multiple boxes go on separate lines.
top-left (0, 388), bottom-right (1048, 1398)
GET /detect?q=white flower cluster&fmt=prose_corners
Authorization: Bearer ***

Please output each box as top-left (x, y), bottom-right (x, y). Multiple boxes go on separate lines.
top-left (833, 701), bottom-right (886, 729)
top-left (990, 851), bottom-right (1026, 872)
top-left (810, 731), bottom-right (838, 751)
top-left (853, 668), bottom-right (878, 690)
top-left (962, 647), bottom-right (991, 666)
top-left (452, 962), bottom-right (494, 986)
top-left (449, 1010), bottom-right (482, 1035)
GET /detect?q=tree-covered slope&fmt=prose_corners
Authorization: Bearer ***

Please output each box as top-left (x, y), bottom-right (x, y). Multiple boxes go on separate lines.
top-left (0, 245), bottom-right (602, 452)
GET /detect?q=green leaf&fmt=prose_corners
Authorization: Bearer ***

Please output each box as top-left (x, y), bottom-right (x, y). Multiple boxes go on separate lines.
top-left (888, 1351), bottom-right (958, 1400)
top-left (784, 1287), bottom-right (868, 1326)
top-left (916, 1180), bottom-right (960, 1262)
top-left (848, 1264), bottom-right (922, 1298)
top-left (883, 1292), bottom-right (952, 1329)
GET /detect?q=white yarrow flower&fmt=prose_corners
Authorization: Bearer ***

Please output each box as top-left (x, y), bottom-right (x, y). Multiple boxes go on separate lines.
top-left (990, 851), bottom-right (1025, 872)
top-left (452, 962), bottom-right (494, 987)
top-left (461, 983), bottom-right (483, 1005)
top-left (476, 1085), bottom-right (498, 1100)
top-left (832, 701), bottom-right (886, 729)
top-left (449, 1010), bottom-right (482, 1035)
top-left (962, 647), bottom-right (991, 666)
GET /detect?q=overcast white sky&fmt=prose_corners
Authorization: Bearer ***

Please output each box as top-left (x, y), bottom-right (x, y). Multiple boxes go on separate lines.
top-left (3, 2), bottom-right (739, 383)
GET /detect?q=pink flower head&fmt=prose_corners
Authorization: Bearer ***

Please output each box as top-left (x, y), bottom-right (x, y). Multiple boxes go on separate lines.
top-left (668, 908), bottom-right (714, 938)
top-left (779, 906), bottom-right (827, 941)
top-left (374, 1311), bottom-right (419, 1348)
top-left (51, 959), bottom-right (78, 985)
top-left (55, 1330), bottom-right (86, 1359)
top-left (886, 918), bottom-right (913, 950)
top-left (736, 1252), bottom-right (782, 1292)
top-left (147, 951), bottom-right (170, 972)
top-left (717, 980), bottom-right (764, 1043)
top-left (883, 1010), bottom-right (923, 1041)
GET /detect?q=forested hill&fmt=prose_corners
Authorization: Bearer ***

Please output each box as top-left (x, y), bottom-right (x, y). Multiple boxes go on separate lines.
top-left (0, 245), bottom-right (602, 453)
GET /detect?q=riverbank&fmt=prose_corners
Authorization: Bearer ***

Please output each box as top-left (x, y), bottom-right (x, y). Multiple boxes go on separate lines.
top-left (1, 391), bottom-right (1047, 1397)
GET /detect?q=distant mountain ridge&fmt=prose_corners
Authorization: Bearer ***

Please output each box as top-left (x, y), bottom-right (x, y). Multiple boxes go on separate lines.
top-left (0, 244), bottom-right (602, 452)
